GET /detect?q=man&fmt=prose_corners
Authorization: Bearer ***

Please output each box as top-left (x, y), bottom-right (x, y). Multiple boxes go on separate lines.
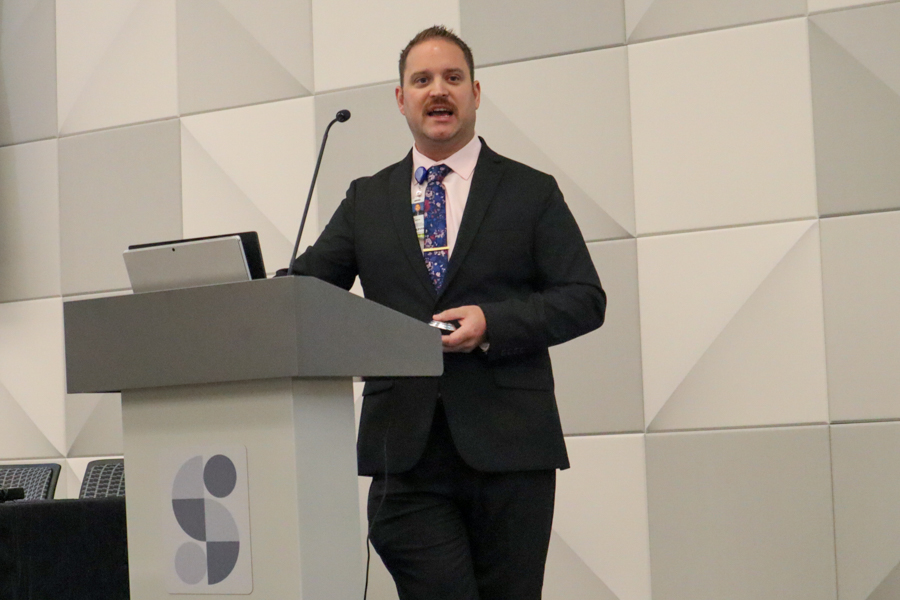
top-left (291, 26), bottom-right (605, 600)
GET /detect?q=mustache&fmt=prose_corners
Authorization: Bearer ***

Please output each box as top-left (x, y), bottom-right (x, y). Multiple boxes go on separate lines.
top-left (424, 100), bottom-right (455, 113)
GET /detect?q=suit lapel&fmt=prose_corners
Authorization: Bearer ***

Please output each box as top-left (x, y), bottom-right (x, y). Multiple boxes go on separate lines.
top-left (389, 152), bottom-right (438, 300)
top-left (440, 142), bottom-right (505, 295)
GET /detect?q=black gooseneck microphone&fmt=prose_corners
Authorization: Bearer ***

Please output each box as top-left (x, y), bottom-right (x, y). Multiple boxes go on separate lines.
top-left (286, 109), bottom-right (351, 275)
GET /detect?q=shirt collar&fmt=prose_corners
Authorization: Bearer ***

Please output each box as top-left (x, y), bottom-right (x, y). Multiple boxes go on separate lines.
top-left (412, 136), bottom-right (482, 182)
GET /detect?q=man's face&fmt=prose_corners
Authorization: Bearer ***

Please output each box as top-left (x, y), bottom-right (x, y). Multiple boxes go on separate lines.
top-left (396, 38), bottom-right (480, 161)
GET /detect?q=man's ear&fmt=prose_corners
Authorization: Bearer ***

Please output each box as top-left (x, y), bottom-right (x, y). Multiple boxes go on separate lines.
top-left (473, 80), bottom-right (481, 109)
top-left (396, 86), bottom-right (406, 115)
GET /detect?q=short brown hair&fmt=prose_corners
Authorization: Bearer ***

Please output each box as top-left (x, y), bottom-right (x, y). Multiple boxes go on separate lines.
top-left (399, 25), bottom-right (475, 85)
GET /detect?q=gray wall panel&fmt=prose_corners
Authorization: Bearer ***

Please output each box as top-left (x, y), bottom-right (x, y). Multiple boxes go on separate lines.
top-left (810, 4), bottom-right (900, 216)
top-left (461, 0), bottom-right (624, 65)
top-left (647, 427), bottom-right (837, 600)
top-left (552, 240), bottom-right (644, 435)
top-left (820, 211), bottom-right (900, 422)
top-left (0, 0), bottom-right (57, 146)
top-left (59, 120), bottom-right (182, 296)
top-left (314, 85), bottom-right (413, 231)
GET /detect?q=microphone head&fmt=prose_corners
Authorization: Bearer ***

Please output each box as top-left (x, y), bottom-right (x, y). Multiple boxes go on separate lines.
top-left (0, 487), bottom-right (25, 502)
top-left (335, 109), bottom-right (351, 123)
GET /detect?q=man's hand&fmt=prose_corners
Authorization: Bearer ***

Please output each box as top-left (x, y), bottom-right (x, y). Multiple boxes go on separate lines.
top-left (433, 305), bottom-right (487, 353)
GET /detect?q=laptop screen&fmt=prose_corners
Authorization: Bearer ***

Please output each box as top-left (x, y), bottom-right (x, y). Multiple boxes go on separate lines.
top-left (124, 232), bottom-right (267, 294)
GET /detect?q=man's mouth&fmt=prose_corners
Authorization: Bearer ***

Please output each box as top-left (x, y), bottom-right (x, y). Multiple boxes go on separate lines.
top-left (426, 106), bottom-right (454, 117)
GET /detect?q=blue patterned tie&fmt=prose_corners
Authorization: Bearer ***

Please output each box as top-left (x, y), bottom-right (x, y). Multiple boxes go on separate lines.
top-left (423, 164), bottom-right (451, 291)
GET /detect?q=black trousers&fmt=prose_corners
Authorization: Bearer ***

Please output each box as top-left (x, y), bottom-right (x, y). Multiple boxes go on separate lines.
top-left (367, 402), bottom-right (556, 600)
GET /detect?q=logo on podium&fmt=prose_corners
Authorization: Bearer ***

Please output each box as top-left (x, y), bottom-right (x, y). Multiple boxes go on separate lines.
top-left (164, 446), bottom-right (252, 594)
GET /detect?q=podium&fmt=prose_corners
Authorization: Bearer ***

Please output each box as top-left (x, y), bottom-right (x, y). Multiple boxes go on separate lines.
top-left (64, 276), bottom-right (442, 599)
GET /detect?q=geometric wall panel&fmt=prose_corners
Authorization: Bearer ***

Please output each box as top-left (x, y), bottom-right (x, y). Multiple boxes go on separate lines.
top-left (552, 435), bottom-right (651, 600)
top-left (630, 19), bottom-right (817, 234)
top-left (62, 457), bottom-right (93, 499)
top-left (56, 0), bottom-right (177, 135)
top-left (478, 48), bottom-right (635, 241)
top-left (625, 0), bottom-right (805, 42)
top-left (0, 0), bottom-right (57, 146)
top-left (0, 298), bottom-right (66, 459)
top-left (646, 426), bottom-right (837, 600)
top-left (0, 139), bottom-right (60, 303)
top-left (810, 3), bottom-right (900, 217)
top-left (832, 422), bottom-right (900, 600)
top-left (65, 393), bottom-right (123, 458)
top-left (314, 84), bottom-right (413, 235)
top-left (177, 0), bottom-right (313, 116)
top-left (311, 0), bottom-right (460, 92)
top-left (820, 211), bottom-right (900, 422)
top-left (544, 533), bottom-right (620, 600)
top-left (809, 0), bottom-right (886, 13)
top-left (638, 221), bottom-right (828, 431)
top-left (59, 120), bottom-right (182, 296)
top-left (181, 98), bottom-right (318, 273)
top-left (460, 0), bottom-right (624, 66)
top-left (552, 240), bottom-right (644, 435)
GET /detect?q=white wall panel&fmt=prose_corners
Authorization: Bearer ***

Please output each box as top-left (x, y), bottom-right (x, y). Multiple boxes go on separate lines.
top-left (554, 435), bottom-right (651, 600)
top-left (0, 298), bottom-right (66, 458)
top-left (56, 0), bottom-right (177, 134)
top-left (638, 221), bottom-right (828, 430)
top-left (311, 0), bottom-right (460, 92)
top-left (58, 119), bottom-right (182, 296)
top-left (181, 98), bottom-right (318, 273)
top-left (478, 48), bottom-right (635, 240)
top-left (0, 139), bottom-right (60, 302)
top-left (0, 0), bottom-right (57, 145)
top-left (314, 84), bottom-right (411, 230)
top-left (630, 19), bottom-right (817, 234)
top-left (809, 0), bottom-right (886, 12)
top-left (626, 0), bottom-right (805, 41)
top-left (66, 393), bottom-right (123, 458)
top-left (177, 0), bottom-right (313, 115)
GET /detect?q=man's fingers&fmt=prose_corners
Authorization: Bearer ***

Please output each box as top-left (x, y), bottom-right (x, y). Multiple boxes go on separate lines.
top-left (433, 308), bottom-right (463, 322)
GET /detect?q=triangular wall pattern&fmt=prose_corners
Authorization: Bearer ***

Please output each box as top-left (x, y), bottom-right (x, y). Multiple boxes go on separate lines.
top-left (545, 532), bottom-right (621, 600)
top-left (627, 0), bottom-right (804, 42)
top-left (58, 0), bottom-right (176, 134)
top-left (181, 126), bottom-right (294, 269)
top-left (0, 298), bottom-right (67, 454)
top-left (649, 223), bottom-right (828, 430)
top-left (477, 97), bottom-right (631, 241)
top-left (810, 20), bottom-right (900, 216)
top-left (67, 394), bottom-right (123, 458)
top-left (638, 220), bottom-right (815, 425)
top-left (177, 0), bottom-right (311, 115)
top-left (0, 380), bottom-right (62, 459)
top-left (478, 50), bottom-right (635, 238)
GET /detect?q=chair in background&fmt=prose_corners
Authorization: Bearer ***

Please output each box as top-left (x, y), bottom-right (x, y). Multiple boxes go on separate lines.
top-left (79, 458), bottom-right (126, 499)
top-left (0, 463), bottom-right (61, 500)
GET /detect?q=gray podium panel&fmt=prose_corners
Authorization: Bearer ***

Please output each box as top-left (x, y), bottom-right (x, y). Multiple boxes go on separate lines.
top-left (64, 276), bottom-right (442, 393)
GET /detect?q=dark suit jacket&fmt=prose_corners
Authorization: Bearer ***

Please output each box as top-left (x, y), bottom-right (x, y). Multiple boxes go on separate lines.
top-left (293, 140), bottom-right (605, 475)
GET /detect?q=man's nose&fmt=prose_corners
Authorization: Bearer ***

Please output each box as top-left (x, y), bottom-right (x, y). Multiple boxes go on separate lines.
top-left (429, 79), bottom-right (448, 96)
